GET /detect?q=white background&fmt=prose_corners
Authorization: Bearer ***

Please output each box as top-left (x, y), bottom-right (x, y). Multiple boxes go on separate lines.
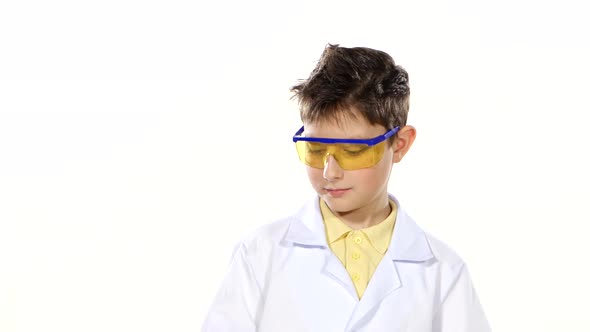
top-left (1, 0), bottom-right (589, 331)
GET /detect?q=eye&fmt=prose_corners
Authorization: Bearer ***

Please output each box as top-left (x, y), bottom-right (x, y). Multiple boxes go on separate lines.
top-left (309, 148), bottom-right (326, 155)
top-left (344, 149), bottom-right (367, 156)
top-left (342, 145), bottom-right (369, 156)
top-left (306, 143), bottom-right (326, 155)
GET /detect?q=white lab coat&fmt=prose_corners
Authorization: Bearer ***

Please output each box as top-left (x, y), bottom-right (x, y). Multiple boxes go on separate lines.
top-left (202, 195), bottom-right (491, 332)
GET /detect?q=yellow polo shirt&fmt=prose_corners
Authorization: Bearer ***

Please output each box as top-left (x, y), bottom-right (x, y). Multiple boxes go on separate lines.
top-left (320, 199), bottom-right (397, 299)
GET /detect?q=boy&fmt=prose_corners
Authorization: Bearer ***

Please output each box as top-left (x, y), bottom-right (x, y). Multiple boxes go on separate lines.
top-left (202, 44), bottom-right (491, 331)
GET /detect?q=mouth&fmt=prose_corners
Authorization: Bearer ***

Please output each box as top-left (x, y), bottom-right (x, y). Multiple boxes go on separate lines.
top-left (324, 188), bottom-right (351, 197)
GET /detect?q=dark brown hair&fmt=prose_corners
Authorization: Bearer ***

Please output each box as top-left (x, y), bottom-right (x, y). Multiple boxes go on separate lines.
top-left (291, 44), bottom-right (410, 135)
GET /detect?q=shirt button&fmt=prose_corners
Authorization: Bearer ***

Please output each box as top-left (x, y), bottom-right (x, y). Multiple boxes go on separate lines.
top-left (354, 237), bottom-right (362, 244)
top-left (352, 252), bottom-right (361, 260)
top-left (352, 272), bottom-right (360, 281)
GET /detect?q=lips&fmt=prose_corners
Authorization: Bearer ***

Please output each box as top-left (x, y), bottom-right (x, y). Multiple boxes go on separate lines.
top-left (325, 188), bottom-right (351, 197)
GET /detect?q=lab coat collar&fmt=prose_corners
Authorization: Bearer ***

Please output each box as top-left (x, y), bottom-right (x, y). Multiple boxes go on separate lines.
top-left (284, 194), bottom-right (434, 262)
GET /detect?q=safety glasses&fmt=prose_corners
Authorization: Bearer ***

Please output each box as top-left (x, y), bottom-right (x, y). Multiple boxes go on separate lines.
top-left (292, 126), bottom-right (400, 170)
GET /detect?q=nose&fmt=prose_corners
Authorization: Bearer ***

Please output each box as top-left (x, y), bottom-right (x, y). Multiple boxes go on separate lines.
top-left (323, 154), bottom-right (344, 181)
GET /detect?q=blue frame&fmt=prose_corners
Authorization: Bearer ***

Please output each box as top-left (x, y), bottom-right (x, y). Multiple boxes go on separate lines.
top-left (292, 126), bottom-right (400, 146)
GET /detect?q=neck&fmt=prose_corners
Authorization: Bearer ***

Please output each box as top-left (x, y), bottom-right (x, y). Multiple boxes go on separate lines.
top-left (335, 195), bottom-right (391, 230)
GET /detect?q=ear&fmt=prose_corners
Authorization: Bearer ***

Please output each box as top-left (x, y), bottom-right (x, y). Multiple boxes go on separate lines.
top-left (392, 125), bottom-right (416, 163)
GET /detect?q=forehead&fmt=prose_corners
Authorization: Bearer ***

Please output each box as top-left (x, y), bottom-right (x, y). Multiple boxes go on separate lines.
top-left (303, 116), bottom-right (386, 139)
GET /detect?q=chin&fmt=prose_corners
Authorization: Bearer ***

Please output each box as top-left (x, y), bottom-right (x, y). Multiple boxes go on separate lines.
top-left (322, 196), bottom-right (357, 213)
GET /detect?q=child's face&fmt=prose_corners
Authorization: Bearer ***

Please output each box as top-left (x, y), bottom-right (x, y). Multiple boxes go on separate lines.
top-left (303, 114), bottom-right (395, 215)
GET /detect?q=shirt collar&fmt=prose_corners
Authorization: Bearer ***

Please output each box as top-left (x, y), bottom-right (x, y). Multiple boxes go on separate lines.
top-left (320, 199), bottom-right (352, 244)
top-left (284, 194), bottom-right (433, 262)
top-left (320, 198), bottom-right (397, 255)
top-left (362, 200), bottom-right (397, 254)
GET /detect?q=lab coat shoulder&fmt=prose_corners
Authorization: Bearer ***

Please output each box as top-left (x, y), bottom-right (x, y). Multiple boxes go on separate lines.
top-left (424, 232), bottom-right (463, 267)
top-left (423, 232), bottom-right (468, 295)
top-left (235, 216), bottom-right (294, 282)
top-left (422, 233), bottom-right (492, 331)
top-left (201, 217), bottom-right (292, 332)
top-left (238, 216), bottom-right (293, 252)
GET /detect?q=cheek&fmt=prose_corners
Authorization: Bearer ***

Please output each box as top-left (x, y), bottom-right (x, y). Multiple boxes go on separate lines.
top-left (354, 170), bottom-right (381, 190)
top-left (306, 167), bottom-right (324, 186)
top-left (356, 156), bottom-right (393, 189)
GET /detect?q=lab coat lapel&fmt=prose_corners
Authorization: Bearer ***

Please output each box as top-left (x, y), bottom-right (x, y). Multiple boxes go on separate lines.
top-left (346, 197), bottom-right (434, 331)
top-left (345, 253), bottom-right (401, 330)
top-left (283, 197), bottom-right (325, 247)
top-left (322, 252), bottom-right (358, 299)
top-left (283, 196), bottom-right (358, 300)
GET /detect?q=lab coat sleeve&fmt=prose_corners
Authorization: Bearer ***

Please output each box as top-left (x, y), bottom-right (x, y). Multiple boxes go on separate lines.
top-left (201, 242), bottom-right (262, 332)
top-left (432, 264), bottom-right (492, 332)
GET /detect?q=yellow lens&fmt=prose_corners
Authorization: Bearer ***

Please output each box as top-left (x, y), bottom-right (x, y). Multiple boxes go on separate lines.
top-left (337, 142), bottom-right (385, 169)
top-left (295, 141), bottom-right (386, 170)
top-left (295, 141), bottom-right (326, 168)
